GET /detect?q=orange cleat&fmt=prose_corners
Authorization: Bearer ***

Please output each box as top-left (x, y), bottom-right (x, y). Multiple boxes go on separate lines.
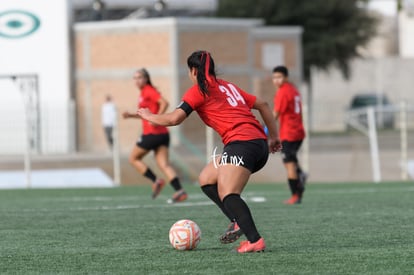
top-left (167, 190), bottom-right (188, 203)
top-left (152, 179), bottom-right (165, 199)
top-left (237, 237), bottom-right (266, 253)
top-left (283, 194), bottom-right (300, 205)
top-left (220, 221), bottom-right (243, 244)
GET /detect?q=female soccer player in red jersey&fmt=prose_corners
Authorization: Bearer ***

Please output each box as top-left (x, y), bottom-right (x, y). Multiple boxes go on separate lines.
top-left (272, 66), bottom-right (307, 205)
top-left (123, 68), bottom-right (187, 203)
top-left (137, 51), bottom-right (281, 253)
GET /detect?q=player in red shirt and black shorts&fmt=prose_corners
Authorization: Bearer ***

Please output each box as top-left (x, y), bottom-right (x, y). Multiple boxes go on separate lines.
top-left (123, 68), bottom-right (187, 203)
top-left (138, 51), bottom-right (281, 253)
top-left (272, 66), bottom-right (307, 205)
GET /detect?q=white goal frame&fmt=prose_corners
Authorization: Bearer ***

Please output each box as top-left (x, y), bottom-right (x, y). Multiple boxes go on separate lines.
top-left (345, 102), bottom-right (410, 182)
top-left (0, 74), bottom-right (39, 188)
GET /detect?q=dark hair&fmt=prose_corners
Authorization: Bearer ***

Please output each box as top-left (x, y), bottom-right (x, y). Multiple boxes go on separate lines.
top-left (136, 68), bottom-right (153, 86)
top-left (272, 66), bottom-right (289, 77)
top-left (187, 50), bottom-right (217, 96)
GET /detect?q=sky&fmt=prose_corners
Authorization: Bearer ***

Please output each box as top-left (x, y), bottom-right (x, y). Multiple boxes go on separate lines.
top-left (368, 0), bottom-right (398, 16)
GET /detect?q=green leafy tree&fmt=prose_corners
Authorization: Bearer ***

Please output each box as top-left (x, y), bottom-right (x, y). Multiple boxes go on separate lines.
top-left (216, 0), bottom-right (378, 80)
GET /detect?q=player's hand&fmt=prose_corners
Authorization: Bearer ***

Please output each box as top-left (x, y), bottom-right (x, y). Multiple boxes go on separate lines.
top-left (122, 111), bottom-right (130, 119)
top-left (268, 137), bottom-right (282, 154)
top-left (136, 108), bottom-right (151, 120)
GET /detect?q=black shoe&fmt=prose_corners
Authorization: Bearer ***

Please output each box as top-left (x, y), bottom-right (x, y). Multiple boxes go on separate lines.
top-left (219, 221), bottom-right (243, 244)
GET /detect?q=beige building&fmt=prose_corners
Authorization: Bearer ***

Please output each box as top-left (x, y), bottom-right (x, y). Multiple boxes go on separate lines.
top-left (74, 17), bottom-right (303, 161)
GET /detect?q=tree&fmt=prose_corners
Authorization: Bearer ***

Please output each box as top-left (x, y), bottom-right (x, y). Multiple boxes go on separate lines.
top-left (216, 0), bottom-right (378, 80)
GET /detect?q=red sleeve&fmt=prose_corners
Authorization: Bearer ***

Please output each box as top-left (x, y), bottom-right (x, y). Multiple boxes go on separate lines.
top-left (181, 85), bottom-right (204, 110)
top-left (237, 88), bottom-right (256, 109)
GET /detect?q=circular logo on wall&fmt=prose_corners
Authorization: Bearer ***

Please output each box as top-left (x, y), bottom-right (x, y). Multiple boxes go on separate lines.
top-left (0, 10), bottom-right (40, 38)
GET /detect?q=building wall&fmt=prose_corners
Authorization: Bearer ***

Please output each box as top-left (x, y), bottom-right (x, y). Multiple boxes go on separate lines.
top-left (74, 19), bottom-right (175, 152)
top-left (251, 27), bottom-right (303, 110)
top-left (0, 0), bottom-right (72, 154)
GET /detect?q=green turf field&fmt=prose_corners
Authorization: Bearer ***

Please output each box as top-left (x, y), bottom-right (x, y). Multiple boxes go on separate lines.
top-left (1, 182), bottom-right (413, 274)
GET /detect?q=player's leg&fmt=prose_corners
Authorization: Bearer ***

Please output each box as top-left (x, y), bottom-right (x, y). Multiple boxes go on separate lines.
top-left (154, 143), bottom-right (187, 203)
top-left (217, 140), bottom-right (268, 252)
top-left (104, 126), bottom-right (113, 147)
top-left (130, 135), bottom-right (164, 198)
top-left (218, 165), bottom-right (265, 252)
top-left (199, 158), bottom-right (242, 243)
top-left (281, 141), bottom-right (301, 204)
top-left (293, 140), bottom-right (307, 201)
top-left (199, 158), bottom-right (234, 221)
top-left (129, 144), bottom-right (150, 176)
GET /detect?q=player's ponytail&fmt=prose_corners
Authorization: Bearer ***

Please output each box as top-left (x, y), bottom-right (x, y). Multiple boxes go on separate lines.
top-left (187, 50), bottom-right (217, 96)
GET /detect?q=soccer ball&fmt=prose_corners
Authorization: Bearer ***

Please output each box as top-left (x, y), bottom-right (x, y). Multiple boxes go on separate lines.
top-left (169, 219), bottom-right (201, 250)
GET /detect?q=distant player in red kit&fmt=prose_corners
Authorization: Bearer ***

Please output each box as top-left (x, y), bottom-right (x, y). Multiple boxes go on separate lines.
top-left (272, 66), bottom-right (307, 205)
top-left (138, 51), bottom-right (281, 253)
top-left (123, 68), bottom-right (187, 203)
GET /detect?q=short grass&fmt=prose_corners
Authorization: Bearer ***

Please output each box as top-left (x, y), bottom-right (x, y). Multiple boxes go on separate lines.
top-left (1, 182), bottom-right (413, 274)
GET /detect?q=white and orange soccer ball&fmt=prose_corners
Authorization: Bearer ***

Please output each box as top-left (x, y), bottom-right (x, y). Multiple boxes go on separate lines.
top-left (169, 219), bottom-right (201, 250)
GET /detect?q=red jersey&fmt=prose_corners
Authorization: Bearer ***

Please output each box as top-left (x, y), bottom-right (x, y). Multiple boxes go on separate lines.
top-left (273, 82), bottom-right (305, 141)
top-left (181, 79), bottom-right (266, 145)
top-left (138, 84), bottom-right (169, 135)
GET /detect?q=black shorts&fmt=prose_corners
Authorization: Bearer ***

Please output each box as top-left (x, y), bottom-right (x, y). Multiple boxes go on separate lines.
top-left (136, 133), bottom-right (170, 151)
top-left (281, 140), bottom-right (303, 163)
top-left (219, 139), bottom-right (269, 173)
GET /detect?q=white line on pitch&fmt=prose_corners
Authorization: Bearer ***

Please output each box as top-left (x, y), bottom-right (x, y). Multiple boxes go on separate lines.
top-left (10, 195), bottom-right (267, 213)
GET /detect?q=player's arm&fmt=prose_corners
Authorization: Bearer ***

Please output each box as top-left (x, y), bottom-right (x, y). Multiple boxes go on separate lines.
top-left (273, 110), bottom-right (280, 121)
top-left (272, 110), bottom-right (280, 133)
top-left (137, 107), bottom-right (187, 126)
top-left (122, 111), bottom-right (141, 119)
top-left (253, 97), bottom-right (281, 153)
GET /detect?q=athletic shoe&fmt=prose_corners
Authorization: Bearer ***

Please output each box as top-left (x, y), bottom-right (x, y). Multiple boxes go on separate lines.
top-left (283, 194), bottom-right (300, 205)
top-left (152, 179), bottom-right (165, 199)
top-left (237, 237), bottom-right (266, 253)
top-left (220, 221), bottom-right (243, 244)
top-left (167, 190), bottom-right (188, 204)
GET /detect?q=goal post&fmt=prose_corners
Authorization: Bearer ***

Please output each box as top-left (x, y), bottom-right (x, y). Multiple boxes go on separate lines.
top-left (0, 74), bottom-right (39, 188)
top-left (367, 107), bottom-right (381, 183)
top-left (400, 101), bottom-right (408, 180)
top-left (345, 101), bottom-right (413, 182)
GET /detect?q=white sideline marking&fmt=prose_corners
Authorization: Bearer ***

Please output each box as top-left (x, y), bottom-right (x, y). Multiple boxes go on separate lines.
top-left (16, 200), bottom-right (215, 212)
top-left (311, 186), bottom-right (414, 194)
top-left (250, 196), bottom-right (266, 202)
top-left (5, 187), bottom-right (414, 213)
top-left (11, 194), bottom-right (267, 213)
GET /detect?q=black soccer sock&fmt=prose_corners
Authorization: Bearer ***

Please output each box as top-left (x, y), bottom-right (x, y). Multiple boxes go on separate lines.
top-left (288, 179), bottom-right (299, 195)
top-left (143, 168), bottom-right (157, 183)
top-left (170, 177), bottom-right (182, 191)
top-left (201, 184), bottom-right (234, 222)
top-left (223, 194), bottom-right (261, 243)
top-left (296, 165), bottom-right (303, 175)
